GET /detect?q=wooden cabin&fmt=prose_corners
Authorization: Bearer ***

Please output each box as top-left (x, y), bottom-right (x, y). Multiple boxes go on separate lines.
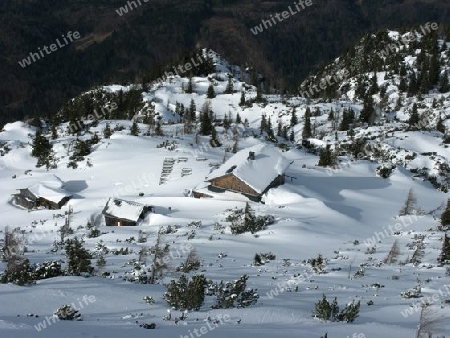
top-left (102, 198), bottom-right (154, 226)
top-left (204, 144), bottom-right (290, 202)
top-left (13, 179), bottom-right (72, 210)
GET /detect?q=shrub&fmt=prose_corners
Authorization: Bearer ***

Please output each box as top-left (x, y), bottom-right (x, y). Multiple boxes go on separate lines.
top-left (177, 249), bottom-right (200, 273)
top-left (54, 304), bottom-right (82, 321)
top-left (209, 275), bottom-right (259, 309)
top-left (164, 274), bottom-right (207, 311)
top-left (228, 203), bottom-right (274, 235)
top-left (309, 254), bottom-right (327, 274)
top-left (313, 294), bottom-right (360, 323)
top-left (65, 238), bottom-right (94, 276)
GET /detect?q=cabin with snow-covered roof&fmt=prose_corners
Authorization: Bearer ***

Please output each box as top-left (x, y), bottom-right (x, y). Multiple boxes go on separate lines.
top-left (13, 178), bottom-right (72, 210)
top-left (102, 198), bottom-right (154, 226)
top-left (206, 144), bottom-right (290, 202)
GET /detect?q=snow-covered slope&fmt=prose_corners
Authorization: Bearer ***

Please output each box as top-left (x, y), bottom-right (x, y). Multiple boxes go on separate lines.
top-left (1, 39), bottom-right (450, 338)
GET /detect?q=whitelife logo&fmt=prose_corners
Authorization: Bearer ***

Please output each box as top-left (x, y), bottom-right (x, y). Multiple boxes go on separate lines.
top-left (116, 0), bottom-right (149, 16)
top-left (18, 31), bottom-right (81, 68)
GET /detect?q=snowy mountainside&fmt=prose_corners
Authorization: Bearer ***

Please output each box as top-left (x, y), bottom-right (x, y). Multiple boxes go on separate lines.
top-left (0, 43), bottom-right (450, 338)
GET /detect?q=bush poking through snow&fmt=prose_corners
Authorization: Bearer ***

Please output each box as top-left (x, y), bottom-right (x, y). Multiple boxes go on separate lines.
top-left (54, 304), bottom-right (82, 321)
top-left (209, 275), bottom-right (259, 309)
top-left (177, 249), bottom-right (201, 273)
top-left (164, 274), bottom-right (207, 311)
top-left (313, 294), bottom-right (360, 323)
top-left (227, 203), bottom-right (274, 235)
top-left (253, 252), bottom-right (276, 266)
top-left (309, 254), bottom-right (327, 274)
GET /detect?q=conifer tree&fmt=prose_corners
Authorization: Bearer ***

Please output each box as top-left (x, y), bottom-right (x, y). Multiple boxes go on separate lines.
top-left (186, 77), bottom-right (194, 94)
top-left (277, 121), bottom-right (282, 137)
top-left (207, 84), bottom-right (216, 98)
top-left (302, 107), bottom-right (312, 139)
top-left (290, 107), bottom-right (298, 126)
top-left (65, 238), bottom-right (93, 276)
top-left (408, 103), bottom-right (420, 129)
top-left (103, 123), bottom-right (112, 139)
top-left (408, 71), bottom-right (418, 97)
top-left (210, 125), bottom-right (221, 147)
top-left (359, 95), bottom-right (375, 124)
top-left (32, 129), bottom-right (54, 169)
top-left (239, 91), bottom-right (246, 106)
top-left (327, 108), bottom-right (334, 121)
top-left (436, 116), bottom-right (446, 134)
top-left (225, 76), bottom-right (234, 94)
top-left (236, 113), bottom-right (241, 124)
top-left (440, 199), bottom-right (450, 230)
top-left (440, 70), bottom-right (449, 93)
top-left (130, 121), bottom-right (140, 136)
top-left (223, 114), bottom-right (231, 132)
top-left (260, 115), bottom-right (267, 134)
top-left (318, 147), bottom-right (334, 167)
top-left (155, 122), bottom-right (164, 136)
top-left (189, 99), bottom-right (196, 121)
top-left (200, 101), bottom-right (212, 135)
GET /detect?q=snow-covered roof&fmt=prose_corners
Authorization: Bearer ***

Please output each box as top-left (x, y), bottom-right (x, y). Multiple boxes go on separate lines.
top-left (207, 144), bottom-right (290, 194)
top-left (23, 176), bottom-right (71, 203)
top-left (102, 198), bottom-right (149, 222)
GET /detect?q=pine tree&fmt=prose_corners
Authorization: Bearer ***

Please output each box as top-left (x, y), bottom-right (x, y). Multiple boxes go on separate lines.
top-left (65, 238), bottom-right (93, 276)
top-left (440, 70), bottom-right (449, 93)
top-left (236, 113), bottom-right (241, 124)
top-left (207, 84), bottom-right (216, 98)
top-left (437, 116), bottom-right (446, 134)
top-left (327, 108), bottom-right (334, 121)
top-left (155, 122), bottom-right (164, 136)
top-left (189, 99), bottom-right (196, 121)
top-left (210, 125), bottom-right (221, 147)
top-left (186, 77), bottom-right (194, 94)
top-left (32, 129), bottom-right (54, 168)
top-left (289, 129), bottom-right (295, 142)
top-left (408, 71), bottom-right (418, 97)
top-left (318, 147), bottom-right (334, 167)
top-left (223, 114), bottom-right (231, 131)
top-left (260, 115), bottom-right (267, 135)
top-left (103, 123), bottom-right (112, 139)
top-left (398, 77), bottom-right (407, 92)
top-left (130, 121), bottom-right (140, 136)
top-left (200, 101), bottom-right (212, 135)
top-left (368, 73), bottom-right (379, 95)
top-left (302, 107), bottom-right (312, 139)
top-left (225, 76), bottom-right (234, 94)
top-left (441, 199), bottom-right (450, 231)
top-left (255, 83), bottom-right (264, 103)
top-left (239, 91), bottom-right (246, 107)
top-left (408, 103), bottom-right (420, 129)
top-left (290, 107), bottom-right (298, 126)
top-left (282, 126), bottom-right (288, 140)
top-left (51, 124), bottom-right (58, 140)
top-left (277, 121), bottom-right (282, 137)
top-left (359, 95), bottom-right (376, 124)
top-left (244, 202), bottom-right (256, 233)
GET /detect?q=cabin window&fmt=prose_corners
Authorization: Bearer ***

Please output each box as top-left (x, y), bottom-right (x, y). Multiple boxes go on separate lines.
top-left (117, 221), bottom-right (121, 226)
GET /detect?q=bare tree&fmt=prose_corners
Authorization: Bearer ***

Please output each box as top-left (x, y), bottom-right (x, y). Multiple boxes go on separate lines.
top-left (416, 306), bottom-right (443, 338)
top-left (149, 227), bottom-right (170, 284)
top-left (1, 227), bottom-right (27, 278)
top-left (399, 188), bottom-right (418, 216)
top-left (383, 239), bottom-right (401, 264)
